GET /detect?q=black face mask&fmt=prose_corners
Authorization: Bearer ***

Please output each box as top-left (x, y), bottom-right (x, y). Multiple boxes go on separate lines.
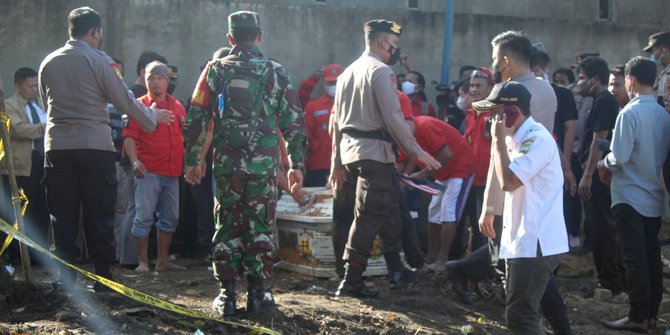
top-left (384, 40), bottom-right (401, 66)
top-left (492, 62), bottom-right (507, 84)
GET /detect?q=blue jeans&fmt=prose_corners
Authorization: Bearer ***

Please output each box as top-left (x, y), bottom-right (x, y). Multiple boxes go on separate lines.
top-left (132, 172), bottom-right (179, 238)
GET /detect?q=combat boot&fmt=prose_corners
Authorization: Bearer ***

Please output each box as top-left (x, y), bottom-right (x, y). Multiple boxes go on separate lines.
top-left (212, 280), bottom-right (237, 317)
top-left (335, 263), bottom-right (378, 298)
top-left (246, 275), bottom-right (275, 314)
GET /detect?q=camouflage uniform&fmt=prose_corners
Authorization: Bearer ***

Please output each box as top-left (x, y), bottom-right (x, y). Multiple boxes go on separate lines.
top-left (184, 12), bottom-right (305, 282)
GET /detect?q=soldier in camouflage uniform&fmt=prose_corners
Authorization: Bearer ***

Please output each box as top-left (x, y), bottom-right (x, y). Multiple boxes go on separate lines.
top-left (184, 10), bottom-right (306, 317)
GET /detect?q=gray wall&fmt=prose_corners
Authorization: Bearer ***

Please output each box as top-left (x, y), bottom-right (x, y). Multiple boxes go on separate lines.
top-left (0, 0), bottom-right (667, 103)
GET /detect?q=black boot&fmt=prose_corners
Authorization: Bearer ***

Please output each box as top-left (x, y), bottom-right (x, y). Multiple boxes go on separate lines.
top-left (212, 280), bottom-right (237, 317)
top-left (93, 262), bottom-right (113, 293)
top-left (246, 276), bottom-right (275, 314)
top-left (446, 260), bottom-right (471, 304)
top-left (336, 263), bottom-right (379, 298)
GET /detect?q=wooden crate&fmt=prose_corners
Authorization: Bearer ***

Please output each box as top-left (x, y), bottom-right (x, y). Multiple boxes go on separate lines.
top-left (275, 187), bottom-right (389, 278)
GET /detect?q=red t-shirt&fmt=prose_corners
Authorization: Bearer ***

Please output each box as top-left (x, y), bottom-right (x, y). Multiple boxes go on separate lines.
top-left (464, 108), bottom-right (492, 186)
top-left (304, 94), bottom-right (334, 170)
top-left (123, 94), bottom-right (186, 177)
top-left (398, 91), bottom-right (413, 119)
top-left (399, 116), bottom-right (475, 181)
top-left (298, 74), bottom-right (319, 111)
top-left (411, 95), bottom-right (436, 118)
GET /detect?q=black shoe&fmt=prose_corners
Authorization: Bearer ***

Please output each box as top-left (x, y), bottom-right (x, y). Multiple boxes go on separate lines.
top-left (246, 288), bottom-right (275, 314)
top-left (93, 281), bottom-right (113, 293)
top-left (246, 276), bottom-right (275, 314)
top-left (389, 268), bottom-right (418, 290)
top-left (447, 262), bottom-right (471, 304)
top-left (335, 280), bottom-right (379, 298)
top-left (213, 281), bottom-right (237, 317)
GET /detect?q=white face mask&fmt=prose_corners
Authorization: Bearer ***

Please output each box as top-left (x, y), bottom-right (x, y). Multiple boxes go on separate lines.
top-left (401, 81), bottom-right (416, 95)
top-left (456, 95), bottom-right (467, 111)
top-left (325, 84), bottom-right (337, 97)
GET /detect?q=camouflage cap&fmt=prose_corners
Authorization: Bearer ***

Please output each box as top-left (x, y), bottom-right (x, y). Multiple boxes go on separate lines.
top-left (228, 10), bottom-right (261, 30)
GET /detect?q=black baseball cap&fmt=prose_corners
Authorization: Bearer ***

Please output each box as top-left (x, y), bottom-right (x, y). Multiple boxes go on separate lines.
top-left (644, 31), bottom-right (670, 53)
top-left (472, 81), bottom-right (531, 113)
top-left (571, 52), bottom-right (600, 69)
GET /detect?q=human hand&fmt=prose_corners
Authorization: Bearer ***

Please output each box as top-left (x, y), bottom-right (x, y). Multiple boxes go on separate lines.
top-left (564, 169), bottom-right (577, 196)
top-left (400, 53), bottom-right (411, 71)
top-left (288, 168), bottom-right (304, 193)
top-left (597, 160), bottom-right (612, 186)
top-left (479, 213), bottom-right (496, 238)
top-left (416, 152), bottom-right (441, 171)
top-left (151, 102), bottom-right (174, 124)
top-left (491, 112), bottom-right (511, 140)
top-left (578, 174), bottom-right (592, 200)
top-left (132, 160), bottom-right (146, 178)
top-left (184, 166), bottom-right (203, 185)
top-left (329, 166), bottom-right (347, 190)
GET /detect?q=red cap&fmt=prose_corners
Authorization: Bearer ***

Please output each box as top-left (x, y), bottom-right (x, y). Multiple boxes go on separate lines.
top-left (322, 64), bottom-right (344, 82)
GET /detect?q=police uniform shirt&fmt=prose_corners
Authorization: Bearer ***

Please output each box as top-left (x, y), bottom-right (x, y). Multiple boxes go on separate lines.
top-left (39, 39), bottom-right (158, 152)
top-left (333, 51), bottom-right (422, 165)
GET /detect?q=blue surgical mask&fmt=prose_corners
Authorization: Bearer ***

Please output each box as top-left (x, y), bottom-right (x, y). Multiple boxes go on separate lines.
top-left (651, 49), bottom-right (664, 68)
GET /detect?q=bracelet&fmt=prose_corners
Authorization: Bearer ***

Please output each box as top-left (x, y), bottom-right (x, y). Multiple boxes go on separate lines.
top-left (132, 160), bottom-right (141, 166)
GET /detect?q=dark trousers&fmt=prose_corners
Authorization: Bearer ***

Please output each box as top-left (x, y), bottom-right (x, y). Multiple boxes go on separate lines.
top-left (190, 158), bottom-right (214, 252)
top-left (582, 172), bottom-right (626, 292)
top-left (45, 149), bottom-right (117, 265)
top-left (487, 215), bottom-right (570, 333)
top-left (612, 203), bottom-right (663, 323)
top-left (506, 253), bottom-right (564, 335)
top-left (563, 156), bottom-right (582, 237)
top-left (397, 184), bottom-right (424, 269)
top-left (332, 160), bottom-right (400, 267)
top-left (304, 169), bottom-right (329, 188)
top-left (0, 151), bottom-right (50, 261)
top-left (453, 185), bottom-right (485, 259)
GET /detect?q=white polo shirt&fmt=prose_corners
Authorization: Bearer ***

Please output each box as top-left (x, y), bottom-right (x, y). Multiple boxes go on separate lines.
top-left (500, 116), bottom-right (569, 259)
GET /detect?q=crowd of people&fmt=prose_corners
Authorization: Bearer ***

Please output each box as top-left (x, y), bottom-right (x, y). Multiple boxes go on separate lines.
top-left (1, 5), bottom-right (670, 334)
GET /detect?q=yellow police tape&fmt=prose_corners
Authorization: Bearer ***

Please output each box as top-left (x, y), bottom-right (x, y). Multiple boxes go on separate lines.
top-left (0, 188), bottom-right (29, 256)
top-left (0, 218), bottom-right (281, 335)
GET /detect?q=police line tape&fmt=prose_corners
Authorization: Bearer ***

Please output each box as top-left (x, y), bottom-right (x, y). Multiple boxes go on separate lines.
top-left (0, 218), bottom-right (281, 335)
top-left (0, 188), bottom-right (29, 256)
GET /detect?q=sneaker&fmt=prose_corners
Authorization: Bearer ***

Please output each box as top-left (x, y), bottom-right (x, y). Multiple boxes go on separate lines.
top-left (568, 235), bottom-right (580, 249)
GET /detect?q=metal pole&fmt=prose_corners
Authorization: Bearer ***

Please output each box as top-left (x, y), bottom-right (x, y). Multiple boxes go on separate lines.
top-left (440, 0), bottom-right (455, 85)
top-left (0, 82), bottom-right (33, 284)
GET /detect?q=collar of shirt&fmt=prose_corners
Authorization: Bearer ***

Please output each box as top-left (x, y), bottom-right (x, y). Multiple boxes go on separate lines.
top-left (628, 94), bottom-right (656, 105)
top-left (662, 64), bottom-right (670, 75)
top-left (511, 116), bottom-right (535, 145)
top-left (512, 71), bottom-right (535, 82)
top-left (364, 51), bottom-right (383, 62)
top-left (67, 39), bottom-right (94, 50)
top-left (230, 44), bottom-right (263, 56)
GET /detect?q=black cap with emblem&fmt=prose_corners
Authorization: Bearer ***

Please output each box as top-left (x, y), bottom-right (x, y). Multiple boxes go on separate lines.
top-left (364, 19), bottom-right (402, 37)
top-left (472, 81), bottom-right (531, 115)
top-left (644, 31), bottom-right (670, 53)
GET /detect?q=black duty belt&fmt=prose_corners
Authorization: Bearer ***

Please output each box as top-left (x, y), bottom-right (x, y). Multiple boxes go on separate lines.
top-left (341, 128), bottom-right (393, 143)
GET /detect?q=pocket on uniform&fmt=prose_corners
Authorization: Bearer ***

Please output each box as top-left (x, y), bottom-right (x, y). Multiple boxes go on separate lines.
top-left (100, 171), bottom-right (118, 213)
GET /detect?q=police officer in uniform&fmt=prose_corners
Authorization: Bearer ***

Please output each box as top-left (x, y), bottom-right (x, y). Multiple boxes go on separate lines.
top-left (330, 19), bottom-right (440, 298)
top-left (643, 31), bottom-right (670, 107)
top-left (39, 7), bottom-right (170, 290)
top-left (184, 11), bottom-right (305, 316)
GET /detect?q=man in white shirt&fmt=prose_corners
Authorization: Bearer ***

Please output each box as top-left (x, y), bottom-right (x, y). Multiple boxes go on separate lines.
top-left (473, 81), bottom-right (569, 334)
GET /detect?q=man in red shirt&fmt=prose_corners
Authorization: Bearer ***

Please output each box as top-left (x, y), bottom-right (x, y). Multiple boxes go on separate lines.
top-left (124, 61), bottom-right (186, 272)
top-left (304, 64), bottom-right (343, 187)
top-left (399, 115), bottom-right (476, 273)
top-left (462, 67), bottom-right (495, 251)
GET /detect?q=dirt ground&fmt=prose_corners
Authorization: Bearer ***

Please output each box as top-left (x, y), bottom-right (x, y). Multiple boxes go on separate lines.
top-left (1, 245), bottom-right (670, 335)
